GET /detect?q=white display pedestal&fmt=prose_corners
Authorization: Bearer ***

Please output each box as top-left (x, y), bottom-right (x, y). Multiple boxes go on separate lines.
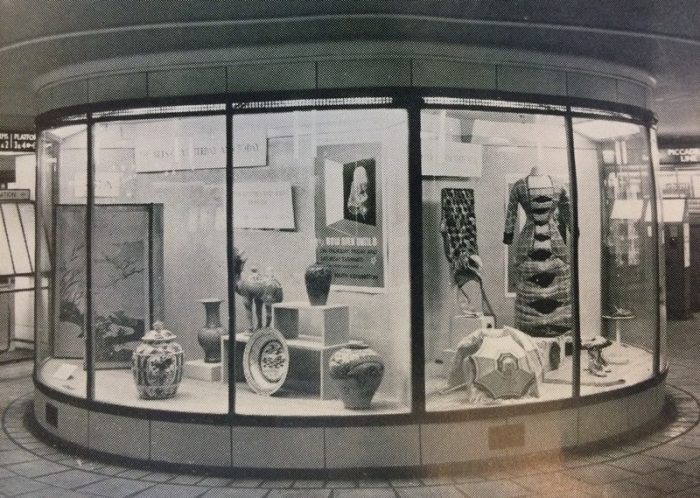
top-left (272, 302), bottom-right (349, 344)
top-left (221, 334), bottom-right (349, 400)
top-left (184, 359), bottom-right (222, 382)
top-left (221, 302), bottom-right (352, 399)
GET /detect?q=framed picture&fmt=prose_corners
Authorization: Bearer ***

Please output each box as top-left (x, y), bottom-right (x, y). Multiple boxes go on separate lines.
top-left (53, 204), bottom-right (164, 369)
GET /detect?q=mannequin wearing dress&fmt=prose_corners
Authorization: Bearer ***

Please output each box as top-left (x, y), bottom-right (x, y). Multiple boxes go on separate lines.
top-left (503, 167), bottom-right (572, 337)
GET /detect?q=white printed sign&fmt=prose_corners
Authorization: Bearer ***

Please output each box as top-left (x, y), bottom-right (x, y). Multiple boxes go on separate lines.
top-left (233, 182), bottom-right (295, 230)
top-left (134, 119), bottom-right (226, 172)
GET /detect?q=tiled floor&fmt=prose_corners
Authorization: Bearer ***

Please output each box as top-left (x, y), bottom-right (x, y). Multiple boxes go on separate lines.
top-left (0, 318), bottom-right (699, 496)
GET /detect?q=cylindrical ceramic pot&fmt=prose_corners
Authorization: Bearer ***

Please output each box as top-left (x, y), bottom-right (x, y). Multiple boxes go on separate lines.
top-left (132, 322), bottom-right (184, 400)
top-left (197, 298), bottom-right (227, 363)
top-left (305, 263), bottom-right (333, 306)
top-left (329, 341), bottom-right (384, 409)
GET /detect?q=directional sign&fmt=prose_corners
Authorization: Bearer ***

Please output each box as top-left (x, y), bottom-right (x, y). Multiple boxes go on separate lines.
top-left (0, 131), bottom-right (36, 153)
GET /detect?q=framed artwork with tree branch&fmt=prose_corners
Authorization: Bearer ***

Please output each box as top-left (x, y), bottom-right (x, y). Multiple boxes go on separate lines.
top-left (54, 204), bottom-right (164, 368)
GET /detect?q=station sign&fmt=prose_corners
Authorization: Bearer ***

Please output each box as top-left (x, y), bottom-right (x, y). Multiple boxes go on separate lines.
top-left (0, 189), bottom-right (31, 201)
top-left (0, 130), bottom-right (36, 153)
top-left (660, 147), bottom-right (700, 165)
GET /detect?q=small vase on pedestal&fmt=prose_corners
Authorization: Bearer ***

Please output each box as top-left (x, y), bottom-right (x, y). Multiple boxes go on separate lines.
top-left (305, 263), bottom-right (333, 306)
top-left (329, 341), bottom-right (384, 409)
top-left (132, 321), bottom-right (184, 400)
top-left (197, 298), bottom-right (227, 363)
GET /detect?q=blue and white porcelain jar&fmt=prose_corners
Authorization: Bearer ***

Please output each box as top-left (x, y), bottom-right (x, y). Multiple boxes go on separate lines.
top-left (132, 321), bottom-right (184, 400)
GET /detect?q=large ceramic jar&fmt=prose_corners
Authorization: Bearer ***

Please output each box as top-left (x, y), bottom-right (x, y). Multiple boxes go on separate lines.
top-left (197, 298), bottom-right (227, 363)
top-left (329, 341), bottom-right (384, 409)
top-left (132, 321), bottom-right (184, 400)
top-left (305, 263), bottom-right (333, 305)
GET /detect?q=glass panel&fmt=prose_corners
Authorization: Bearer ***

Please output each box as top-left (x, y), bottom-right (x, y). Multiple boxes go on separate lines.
top-left (37, 125), bottom-right (88, 398)
top-left (36, 133), bottom-right (52, 372)
top-left (422, 109), bottom-right (574, 411)
top-left (573, 118), bottom-right (656, 392)
top-left (0, 213), bottom-right (12, 275)
top-left (649, 128), bottom-right (667, 372)
top-left (92, 115), bottom-right (228, 413)
top-left (2, 204), bottom-right (32, 274)
top-left (232, 108), bottom-right (411, 416)
top-left (18, 203), bottom-right (36, 270)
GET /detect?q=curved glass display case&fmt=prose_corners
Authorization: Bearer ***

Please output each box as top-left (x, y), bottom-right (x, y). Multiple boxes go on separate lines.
top-left (33, 93), bottom-right (666, 469)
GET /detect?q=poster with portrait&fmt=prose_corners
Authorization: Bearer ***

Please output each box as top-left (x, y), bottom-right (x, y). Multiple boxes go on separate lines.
top-left (315, 143), bottom-right (385, 289)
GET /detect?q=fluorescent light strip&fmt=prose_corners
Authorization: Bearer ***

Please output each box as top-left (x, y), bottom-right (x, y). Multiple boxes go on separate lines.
top-left (423, 97), bottom-right (567, 113)
top-left (93, 104), bottom-right (226, 119)
top-left (233, 97), bottom-right (392, 110)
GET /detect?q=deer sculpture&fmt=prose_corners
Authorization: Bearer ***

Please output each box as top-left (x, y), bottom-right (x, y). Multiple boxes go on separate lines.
top-left (233, 248), bottom-right (284, 332)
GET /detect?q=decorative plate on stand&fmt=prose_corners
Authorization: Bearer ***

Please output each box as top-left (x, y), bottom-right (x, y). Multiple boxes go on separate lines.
top-left (242, 327), bottom-right (289, 395)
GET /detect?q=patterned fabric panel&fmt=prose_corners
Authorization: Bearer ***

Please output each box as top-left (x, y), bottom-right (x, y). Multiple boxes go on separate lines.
top-left (441, 188), bottom-right (478, 277)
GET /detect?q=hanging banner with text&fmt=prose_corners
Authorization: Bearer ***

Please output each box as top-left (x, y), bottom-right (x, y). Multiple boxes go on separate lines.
top-left (314, 143), bottom-right (384, 290)
top-left (0, 131), bottom-right (36, 153)
top-left (134, 119), bottom-right (226, 172)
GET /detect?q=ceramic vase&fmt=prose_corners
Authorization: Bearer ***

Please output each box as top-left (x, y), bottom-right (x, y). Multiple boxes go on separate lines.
top-left (197, 298), bottom-right (227, 363)
top-left (329, 341), bottom-right (384, 409)
top-left (305, 263), bottom-right (333, 306)
top-left (132, 321), bottom-right (184, 400)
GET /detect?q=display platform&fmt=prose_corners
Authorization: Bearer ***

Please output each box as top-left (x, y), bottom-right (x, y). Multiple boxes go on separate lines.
top-left (235, 382), bottom-right (409, 416)
top-left (39, 358), bottom-right (409, 417)
top-left (425, 343), bottom-right (653, 412)
top-left (40, 359), bottom-right (228, 413)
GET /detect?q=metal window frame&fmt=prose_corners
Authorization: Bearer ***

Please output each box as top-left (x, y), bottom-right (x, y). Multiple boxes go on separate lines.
top-left (33, 88), bottom-right (662, 427)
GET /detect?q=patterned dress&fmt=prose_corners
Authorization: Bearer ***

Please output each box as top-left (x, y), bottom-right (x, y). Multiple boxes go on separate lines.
top-left (441, 188), bottom-right (494, 317)
top-left (441, 188), bottom-right (478, 286)
top-left (503, 175), bottom-right (571, 337)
